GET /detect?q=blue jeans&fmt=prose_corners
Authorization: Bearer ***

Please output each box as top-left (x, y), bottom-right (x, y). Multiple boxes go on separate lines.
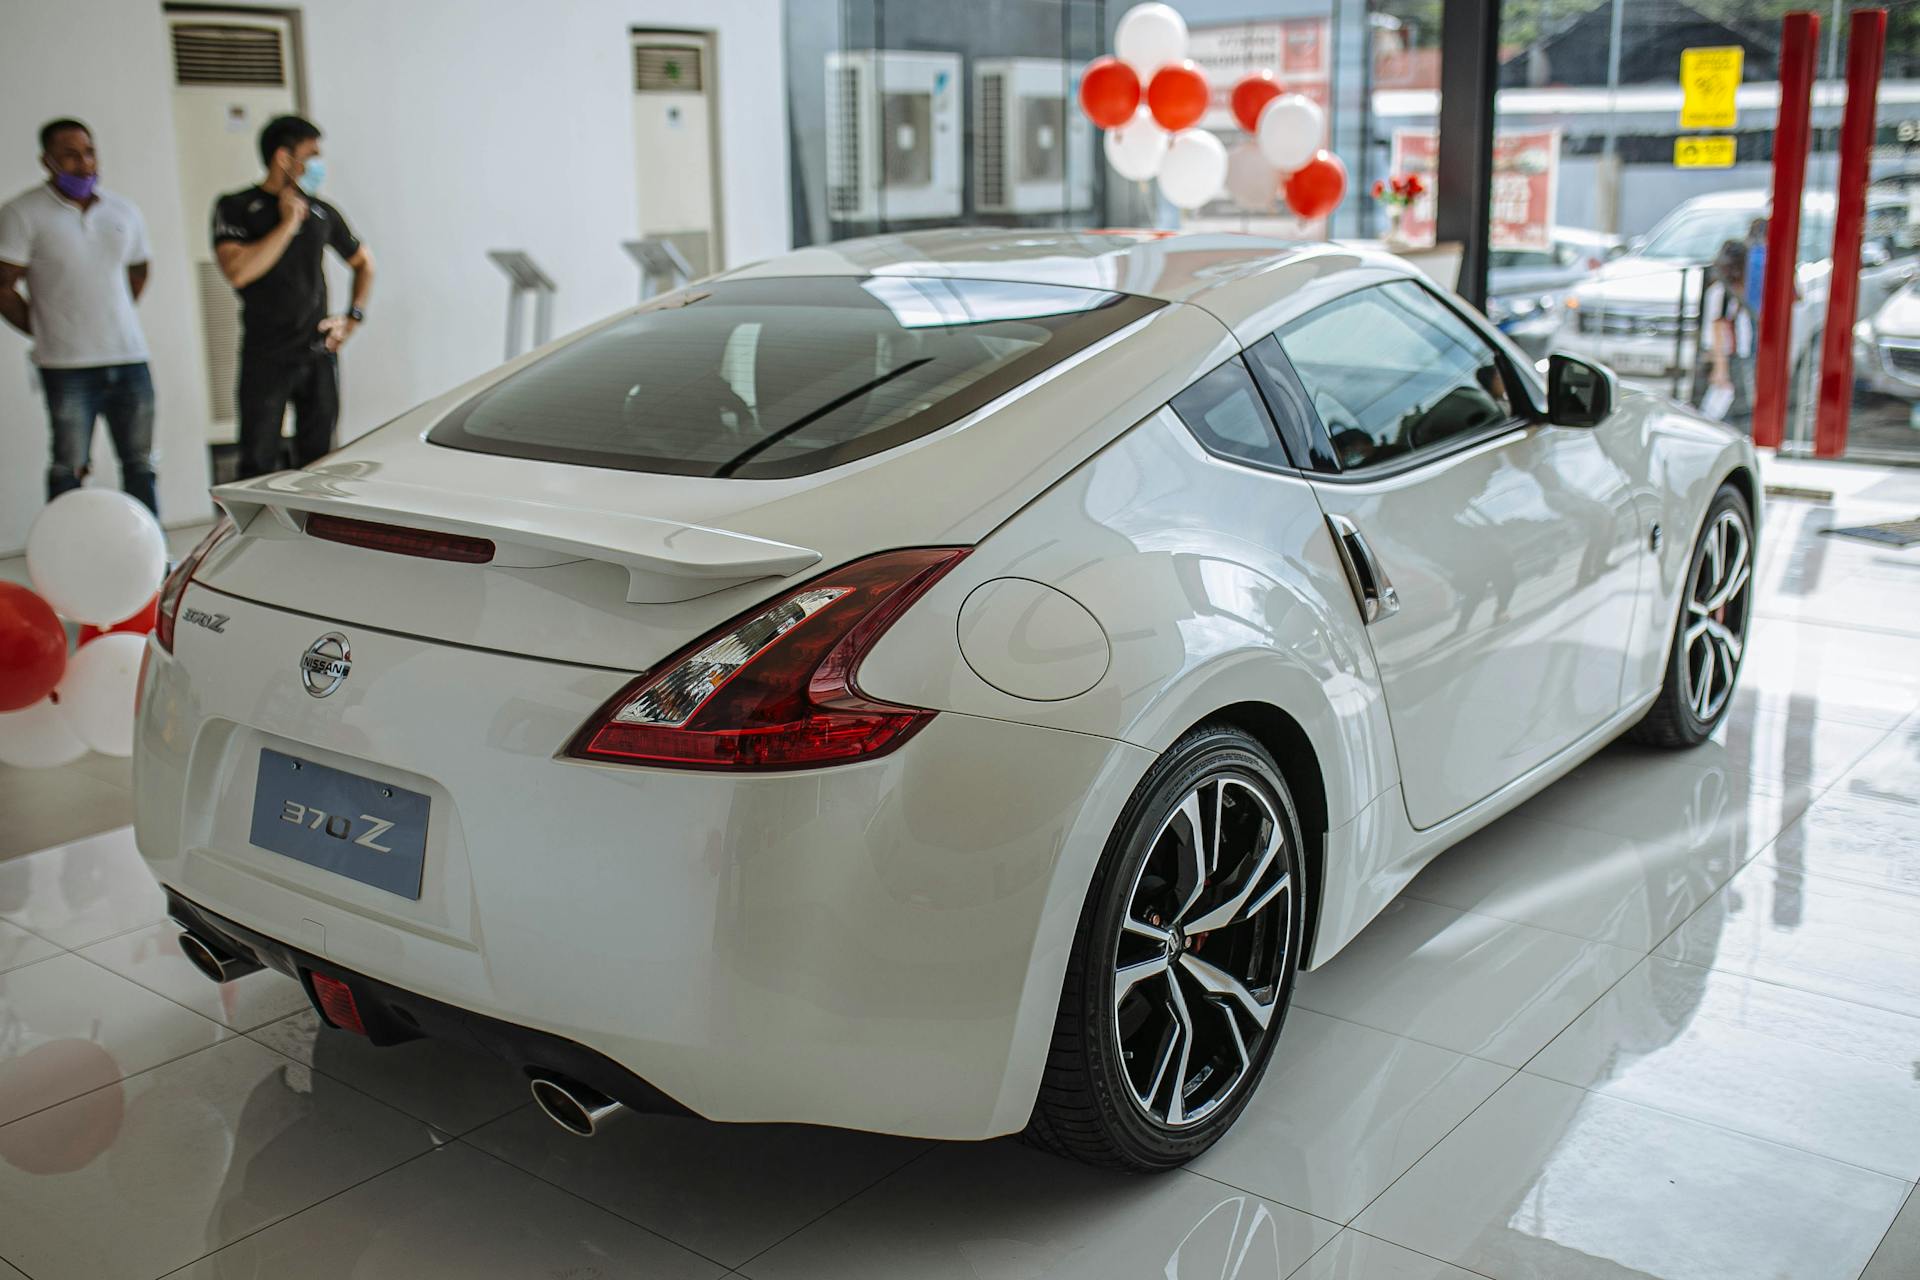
top-left (39, 362), bottom-right (158, 515)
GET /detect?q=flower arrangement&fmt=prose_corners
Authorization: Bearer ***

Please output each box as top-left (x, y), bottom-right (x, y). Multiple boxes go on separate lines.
top-left (1371, 172), bottom-right (1426, 209)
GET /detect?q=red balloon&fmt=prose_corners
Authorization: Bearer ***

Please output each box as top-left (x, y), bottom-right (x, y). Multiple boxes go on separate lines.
top-left (75, 593), bottom-right (158, 649)
top-left (1079, 56), bottom-right (1141, 129)
top-left (1231, 70), bottom-right (1284, 134)
top-left (0, 583), bottom-right (67, 713)
top-left (1284, 149), bottom-right (1348, 220)
top-left (1147, 61), bottom-right (1210, 133)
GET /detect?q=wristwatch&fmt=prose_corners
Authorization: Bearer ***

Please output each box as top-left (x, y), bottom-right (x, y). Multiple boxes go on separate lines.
top-left (345, 305), bottom-right (366, 323)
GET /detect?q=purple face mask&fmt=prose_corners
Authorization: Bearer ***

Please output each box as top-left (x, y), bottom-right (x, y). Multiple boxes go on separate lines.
top-left (52, 171), bottom-right (98, 201)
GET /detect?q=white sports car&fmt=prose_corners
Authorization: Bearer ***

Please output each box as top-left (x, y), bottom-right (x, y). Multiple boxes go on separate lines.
top-left (134, 230), bottom-right (1758, 1170)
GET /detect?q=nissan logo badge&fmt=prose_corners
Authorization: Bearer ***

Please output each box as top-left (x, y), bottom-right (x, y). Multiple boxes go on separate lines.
top-left (300, 632), bottom-right (352, 698)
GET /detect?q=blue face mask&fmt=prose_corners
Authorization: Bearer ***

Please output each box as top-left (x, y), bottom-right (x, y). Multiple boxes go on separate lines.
top-left (297, 156), bottom-right (326, 196)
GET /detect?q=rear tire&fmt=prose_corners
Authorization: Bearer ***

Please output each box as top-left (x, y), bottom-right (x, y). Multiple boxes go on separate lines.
top-left (1630, 484), bottom-right (1754, 747)
top-left (1024, 724), bottom-right (1304, 1171)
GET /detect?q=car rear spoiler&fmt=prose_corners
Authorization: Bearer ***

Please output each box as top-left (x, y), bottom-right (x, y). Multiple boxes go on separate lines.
top-left (211, 472), bottom-right (822, 604)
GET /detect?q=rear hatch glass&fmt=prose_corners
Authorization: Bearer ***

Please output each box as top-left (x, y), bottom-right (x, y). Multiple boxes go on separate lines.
top-left (426, 276), bottom-right (1160, 479)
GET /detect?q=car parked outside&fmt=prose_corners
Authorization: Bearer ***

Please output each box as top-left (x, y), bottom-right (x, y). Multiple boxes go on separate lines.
top-left (1485, 227), bottom-right (1623, 357)
top-left (1553, 188), bottom-right (1917, 391)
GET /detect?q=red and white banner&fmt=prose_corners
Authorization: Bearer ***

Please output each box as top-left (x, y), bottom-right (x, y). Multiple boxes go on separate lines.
top-left (1389, 127), bottom-right (1560, 251)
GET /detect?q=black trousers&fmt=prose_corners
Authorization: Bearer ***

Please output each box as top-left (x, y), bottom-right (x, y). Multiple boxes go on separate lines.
top-left (237, 349), bottom-right (339, 479)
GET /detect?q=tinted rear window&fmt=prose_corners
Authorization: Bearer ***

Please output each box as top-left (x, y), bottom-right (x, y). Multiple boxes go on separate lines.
top-left (428, 276), bottom-right (1160, 479)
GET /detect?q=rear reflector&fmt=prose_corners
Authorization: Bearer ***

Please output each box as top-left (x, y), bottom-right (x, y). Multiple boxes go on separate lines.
top-left (306, 513), bottom-right (495, 564)
top-left (310, 972), bottom-right (367, 1035)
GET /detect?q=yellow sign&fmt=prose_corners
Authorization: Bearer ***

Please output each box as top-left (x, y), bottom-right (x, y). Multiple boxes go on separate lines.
top-left (1675, 136), bottom-right (1737, 169)
top-left (1680, 46), bottom-right (1743, 128)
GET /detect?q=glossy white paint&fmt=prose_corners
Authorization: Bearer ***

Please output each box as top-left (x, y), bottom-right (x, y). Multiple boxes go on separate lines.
top-left (133, 229), bottom-right (1759, 1141)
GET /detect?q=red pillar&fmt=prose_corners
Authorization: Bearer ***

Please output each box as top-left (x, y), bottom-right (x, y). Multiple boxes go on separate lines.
top-left (1814, 9), bottom-right (1888, 458)
top-left (1752, 12), bottom-right (1820, 450)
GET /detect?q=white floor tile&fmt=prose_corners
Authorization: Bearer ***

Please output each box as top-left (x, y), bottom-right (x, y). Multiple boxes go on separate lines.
top-left (0, 918), bottom-right (59, 975)
top-left (1289, 1230), bottom-right (1488, 1280)
top-left (1406, 811), bottom-right (1738, 950)
top-left (1293, 899), bottom-right (1641, 1068)
top-left (742, 1138), bottom-right (1336, 1280)
top-left (0, 827), bottom-right (164, 949)
top-left (467, 1104), bottom-right (929, 1268)
top-left (168, 1141), bottom-right (725, 1279)
top-left (1861, 1184), bottom-right (1920, 1280)
top-left (0, 952), bottom-right (229, 1125)
top-left (1529, 954), bottom-right (1920, 1179)
top-left (80, 921), bottom-right (312, 1031)
top-left (1192, 1010), bottom-right (1511, 1223)
top-left (1706, 703), bottom-right (1892, 787)
top-left (1831, 715), bottom-right (1920, 811)
top-left (0, 1036), bottom-right (437, 1280)
top-left (1659, 860), bottom-right (1920, 1019)
top-left (1760, 788), bottom-right (1920, 898)
top-left (1354, 1073), bottom-right (1910, 1280)
top-left (1511, 742), bottom-right (1811, 859)
top-left (1735, 620), bottom-right (1920, 728)
top-left (249, 1009), bottom-right (526, 1135)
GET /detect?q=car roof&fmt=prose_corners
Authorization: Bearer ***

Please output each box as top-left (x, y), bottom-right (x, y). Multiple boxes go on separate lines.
top-left (715, 228), bottom-right (1419, 341)
top-left (719, 227), bottom-right (1397, 304)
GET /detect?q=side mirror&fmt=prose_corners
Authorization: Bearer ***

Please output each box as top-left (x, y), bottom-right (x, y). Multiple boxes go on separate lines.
top-left (1546, 353), bottom-right (1615, 427)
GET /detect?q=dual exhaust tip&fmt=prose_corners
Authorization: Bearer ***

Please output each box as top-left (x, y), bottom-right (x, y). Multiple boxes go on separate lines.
top-left (179, 927), bottom-right (627, 1139)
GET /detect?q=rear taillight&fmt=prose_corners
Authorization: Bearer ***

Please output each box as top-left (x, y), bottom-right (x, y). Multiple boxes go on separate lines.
top-left (155, 514), bottom-right (238, 653)
top-left (305, 513), bottom-right (495, 563)
top-left (566, 547), bottom-right (968, 770)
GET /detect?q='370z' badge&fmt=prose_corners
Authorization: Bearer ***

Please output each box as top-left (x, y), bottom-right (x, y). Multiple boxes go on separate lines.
top-left (300, 632), bottom-right (352, 698)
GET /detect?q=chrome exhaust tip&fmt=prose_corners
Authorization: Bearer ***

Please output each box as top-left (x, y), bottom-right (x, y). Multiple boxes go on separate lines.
top-left (177, 930), bottom-right (263, 984)
top-left (529, 1075), bottom-right (627, 1137)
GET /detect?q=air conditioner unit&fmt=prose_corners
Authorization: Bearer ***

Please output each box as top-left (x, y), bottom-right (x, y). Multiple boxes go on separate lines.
top-left (974, 58), bottom-right (1091, 215)
top-left (825, 50), bottom-right (962, 222)
top-left (167, 14), bottom-right (297, 441)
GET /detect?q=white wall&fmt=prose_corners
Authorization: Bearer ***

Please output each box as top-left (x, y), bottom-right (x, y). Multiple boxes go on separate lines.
top-left (0, 0), bottom-right (790, 553)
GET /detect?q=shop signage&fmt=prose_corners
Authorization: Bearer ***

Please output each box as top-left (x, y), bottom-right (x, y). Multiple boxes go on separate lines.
top-left (1679, 46), bottom-right (1742, 129)
top-left (1188, 20), bottom-right (1331, 125)
top-left (1389, 128), bottom-right (1559, 251)
top-left (1675, 136), bottom-right (1736, 168)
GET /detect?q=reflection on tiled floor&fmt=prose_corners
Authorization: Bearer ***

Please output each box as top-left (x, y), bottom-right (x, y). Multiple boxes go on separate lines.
top-left (0, 457), bottom-right (1916, 1279)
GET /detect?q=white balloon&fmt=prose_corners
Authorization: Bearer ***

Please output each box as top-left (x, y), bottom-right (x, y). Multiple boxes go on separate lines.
top-left (27, 490), bottom-right (167, 627)
top-left (1115, 3), bottom-right (1188, 76)
top-left (57, 632), bottom-right (145, 758)
top-left (1158, 129), bottom-right (1229, 210)
top-left (0, 696), bottom-right (87, 769)
top-left (1225, 141), bottom-right (1280, 211)
top-left (1104, 107), bottom-right (1169, 182)
top-left (1256, 94), bottom-right (1325, 173)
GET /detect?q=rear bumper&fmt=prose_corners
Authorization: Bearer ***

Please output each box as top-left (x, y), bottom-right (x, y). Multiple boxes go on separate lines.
top-left (165, 887), bottom-right (692, 1117)
top-left (133, 594), bottom-right (1154, 1140)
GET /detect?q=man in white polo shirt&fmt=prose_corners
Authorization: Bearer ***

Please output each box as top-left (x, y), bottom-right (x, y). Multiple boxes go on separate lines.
top-left (0, 118), bottom-right (157, 514)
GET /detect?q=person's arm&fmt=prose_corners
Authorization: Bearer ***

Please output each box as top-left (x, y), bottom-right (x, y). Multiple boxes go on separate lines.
top-left (316, 209), bottom-right (373, 352)
top-left (215, 186), bottom-right (307, 289)
top-left (127, 262), bottom-right (148, 301)
top-left (0, 260), bottom-right (29, 336)
top-left (126, 202), bottom-right (150, 302)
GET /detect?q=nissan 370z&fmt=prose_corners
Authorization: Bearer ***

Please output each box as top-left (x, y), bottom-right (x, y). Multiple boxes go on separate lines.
top-left (134, 231), bottom-right (1757, 1170)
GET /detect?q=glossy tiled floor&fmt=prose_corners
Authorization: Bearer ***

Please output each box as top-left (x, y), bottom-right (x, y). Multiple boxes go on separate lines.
top-left (1, 458), bottom-right (1917, 1279)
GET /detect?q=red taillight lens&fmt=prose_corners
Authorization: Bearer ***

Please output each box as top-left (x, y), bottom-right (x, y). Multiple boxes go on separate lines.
top-left (566, 547), bottom-right (968, 771)
top-left (310, 972), bottom-right (367, 1035)
top-left (155, 515), bottom-right (238, 653)
top-left (306, 513), bottom-right (495, 564)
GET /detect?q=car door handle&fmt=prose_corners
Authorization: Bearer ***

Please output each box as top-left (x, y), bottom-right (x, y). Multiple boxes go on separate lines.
top-left (1327, 514), bottom-right (1401, 625)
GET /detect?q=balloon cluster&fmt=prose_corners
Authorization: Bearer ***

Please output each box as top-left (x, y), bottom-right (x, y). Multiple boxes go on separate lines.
top-left (1078, 3), bottom-right (1347, 219)
top-left (0, 491), bottom-right (168, 767)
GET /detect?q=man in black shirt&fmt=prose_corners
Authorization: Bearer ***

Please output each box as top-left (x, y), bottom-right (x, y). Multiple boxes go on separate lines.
top-left (213, 115), bottom-right (375, 478)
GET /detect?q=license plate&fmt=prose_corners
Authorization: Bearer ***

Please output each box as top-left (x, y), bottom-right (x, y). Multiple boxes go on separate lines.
top-left (249, 749), bottom-right (430, 899)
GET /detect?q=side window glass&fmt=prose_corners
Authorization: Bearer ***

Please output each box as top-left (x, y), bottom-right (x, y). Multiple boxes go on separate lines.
top-left (1278, 280), bottom-right (1517, 471)
top-left (1169, 357), bottom-right (1290, 470)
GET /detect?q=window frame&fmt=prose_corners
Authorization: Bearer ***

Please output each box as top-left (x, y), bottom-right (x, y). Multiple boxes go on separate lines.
top-left (1256, 276), bottom-right (1547, 484)
top-left (1166, 354), bottom-right (1300, 472)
